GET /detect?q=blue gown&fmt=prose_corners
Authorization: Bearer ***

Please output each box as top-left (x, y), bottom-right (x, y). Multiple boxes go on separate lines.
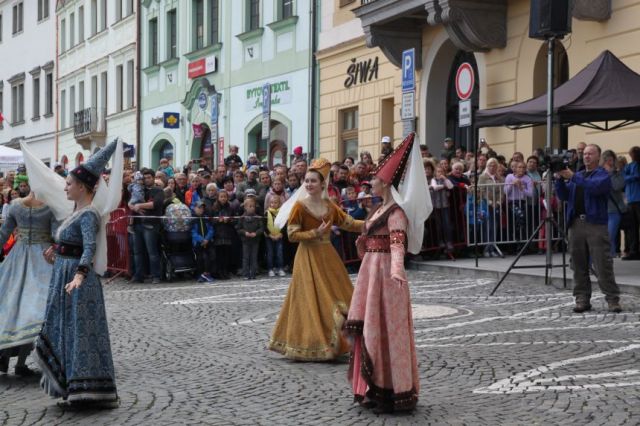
top-left (0, 200), bottom-right (56, 353)
top-left (35, 206), bottom-right (118, 405)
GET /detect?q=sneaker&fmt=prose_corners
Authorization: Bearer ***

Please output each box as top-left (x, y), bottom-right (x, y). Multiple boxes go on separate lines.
top-left (573, 301), bottom-right (592, 313)
top-left (244, 276), bottom-right (250, 281)
top-left (608, 301), bottom-right (622, 313)
top-left (198, 274), bottom-right (207, 283)
top-left (204, 274), bottom-right (215, 283)
top-left (151, 278), bottom-right (161, 284)
top-left (268, 270), bottom-right (276, 277)
top-left (278, 269), bottom-right (286, 277)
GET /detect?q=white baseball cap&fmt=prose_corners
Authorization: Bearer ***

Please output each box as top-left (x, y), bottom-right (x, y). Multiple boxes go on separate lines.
top-left (381, 136), bottom-right (391, 144)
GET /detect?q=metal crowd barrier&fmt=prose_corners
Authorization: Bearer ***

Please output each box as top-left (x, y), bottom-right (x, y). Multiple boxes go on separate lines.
top-left (106, 208), bottom-right (131, 279)
top-left (466, 181), bottom-right (567, 249)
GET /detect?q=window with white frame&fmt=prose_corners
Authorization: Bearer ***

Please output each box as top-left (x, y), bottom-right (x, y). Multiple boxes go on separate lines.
top-left (45, 72), bottom-right (53, 115)
top-left (12, 2), bottom-right (23, 35)
top-left (126, 60), bottom-right (134, 109)
top-left (79, 80), bottom-right (85, 110)
top-left (193, 0), bottom-right (204, 50)
top-left (247, 0), bottom-right (260, 31)
top-left (125, 0), bottom-right (134, 17)
top-left (149, 18), bottom-right (158, 65)
top-left (78, 6), bottom-right (84, 43)
top-left (69, 12), bottom-right (75, 47)
top-left (60, 18), bottom-right (66, 51)
top-left (0, 14), bottom-right (3, 43)
top-left (167, 9), bottom-right (177, 59)
top-left (100, 0), bottom-right (106, 31)
top-left (116, 65), bottom-right (123, 112)
top-left (91, 0), bottom-right (97, 35)
top-left (38, 0), bottom-right (50, 21)
top-left (209, 0), bottom-right (219, 44)
top-left (280, 0), bottom-right (294, 19)
top-left (69, 85), bottom-right (75, 125)
top-left (115, 0), bottom-right (122, 21)
top-left (91, 75), bottom-right (98, 109)
top-left (60, 89), bottom-right (66, 128)
top-left (32, 76), bottom-right (40, 118)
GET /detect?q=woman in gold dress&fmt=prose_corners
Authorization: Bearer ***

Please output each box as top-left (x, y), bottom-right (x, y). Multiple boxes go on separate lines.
top-left (268, 159), bottom-right (364, 361)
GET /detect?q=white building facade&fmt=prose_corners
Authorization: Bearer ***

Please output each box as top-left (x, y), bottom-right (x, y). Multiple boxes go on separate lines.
top-left (140, 0), bottom-right (313, 171)
top-left (0, 0), bottom-right (56, 165)
top-left (56, 0), bottom-right (137, 169)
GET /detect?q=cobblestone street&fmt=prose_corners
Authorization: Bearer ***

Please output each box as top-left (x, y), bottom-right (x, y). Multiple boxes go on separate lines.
top-left (2, 270), bottom-right (640, 425)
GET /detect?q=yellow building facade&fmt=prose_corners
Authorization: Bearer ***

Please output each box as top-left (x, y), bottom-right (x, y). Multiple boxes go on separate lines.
top-left (320, 0), bottom-right (636, 161)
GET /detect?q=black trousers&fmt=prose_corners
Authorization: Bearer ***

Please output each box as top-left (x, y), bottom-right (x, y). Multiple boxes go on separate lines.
top-left (194, 244), bottom-right (216, 275)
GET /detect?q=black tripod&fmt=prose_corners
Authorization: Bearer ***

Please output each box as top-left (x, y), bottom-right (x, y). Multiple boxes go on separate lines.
top-left (489, 210), bottom-right (568, 295)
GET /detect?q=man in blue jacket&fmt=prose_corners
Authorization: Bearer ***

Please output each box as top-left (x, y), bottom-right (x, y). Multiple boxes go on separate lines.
top-left (555, 144), bottom-right (622, 313)
top-left (622, 146), bottom-right (640, 260)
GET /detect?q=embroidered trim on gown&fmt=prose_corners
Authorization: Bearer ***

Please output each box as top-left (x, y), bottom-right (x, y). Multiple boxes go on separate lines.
top-left (34, 206), bottom-right (118, 405)
top-left (345, 205), bottom-right (419, 412)
top-left (268, 201), bottom-right (363, 361)
top-left (0, 200), bottom-right (55, 351)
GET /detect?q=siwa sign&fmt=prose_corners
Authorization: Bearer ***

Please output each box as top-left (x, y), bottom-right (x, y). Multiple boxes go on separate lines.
top-left (245, 80), bottom-right (292, 111)
top-left (344, 57), bottom-right (379, 88)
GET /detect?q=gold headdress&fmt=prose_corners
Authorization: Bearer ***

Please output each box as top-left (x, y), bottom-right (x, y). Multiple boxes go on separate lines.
top-left (309, 158), bottom-right (331, 181)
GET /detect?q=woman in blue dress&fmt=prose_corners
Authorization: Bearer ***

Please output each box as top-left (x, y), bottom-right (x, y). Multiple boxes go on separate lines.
top-left (0, 189), bottom-right (56, 376)
top-left (31, 139), bottom-right (123, 409)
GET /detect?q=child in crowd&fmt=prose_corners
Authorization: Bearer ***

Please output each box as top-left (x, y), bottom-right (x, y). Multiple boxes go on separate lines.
top-left (128, 171), bottom-right (145, 206)
top-left (203, 183), bottom-right (218, 218)
top-left (212, 190), bottom-right (237, 279)
top-left (236, 197), bottom-right (264, 280)
top-left (358, 181), bottom-right (372, 199)
top-left (265, 196), bottom-right (286, 277)
top-left (191, 201), bottom-right (215, 283)
top-left (342, 186), bottom-right (366, 220)
top-left (430, 165), bottom-right (454, 253)
top-left (264, 178), bottom-right (288, 213)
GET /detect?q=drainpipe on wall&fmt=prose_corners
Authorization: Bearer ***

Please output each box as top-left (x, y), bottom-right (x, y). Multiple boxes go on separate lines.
top-left (135, 0), bottom-right (142, 167)
top-left (308, 0), bottom-right (319, 159)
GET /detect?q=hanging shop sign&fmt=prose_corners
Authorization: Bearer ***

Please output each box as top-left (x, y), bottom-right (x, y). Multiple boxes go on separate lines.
top-left (188, 55), bottom-right (217, 79)
top-left (344, 56), bottom-right (379, 88)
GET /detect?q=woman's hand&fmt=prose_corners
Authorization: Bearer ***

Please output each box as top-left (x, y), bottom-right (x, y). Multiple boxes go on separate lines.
top-left (65, 274), bottom-right (85, 295)
top-left (43, 246), bottom-right (56, 264)
top-left (315, 220), bottom-right (330, 237)
top-left (391, 274), bottom-right (407, 288)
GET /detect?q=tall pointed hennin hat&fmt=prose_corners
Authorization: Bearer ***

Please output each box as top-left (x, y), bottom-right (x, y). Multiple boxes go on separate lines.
top-left (70, 138), bottom-right (120, 188)
top-left (309, 158), bottom-right (331, 181)
top-left (373, 132), bottom-right (415, 188)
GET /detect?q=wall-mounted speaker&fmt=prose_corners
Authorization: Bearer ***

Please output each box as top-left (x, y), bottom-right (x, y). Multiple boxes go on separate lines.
top-left (529, 0), bottom-right (572, 40)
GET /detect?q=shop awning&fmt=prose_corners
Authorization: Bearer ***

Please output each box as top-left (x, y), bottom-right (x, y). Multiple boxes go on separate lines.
top-left (475, 50), bottom-right (640, 130)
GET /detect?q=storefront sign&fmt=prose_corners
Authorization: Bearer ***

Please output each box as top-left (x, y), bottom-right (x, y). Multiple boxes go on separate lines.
top-left (262, 83), bottom-right (271, 140)
top-left (218, 137), bottom-right (225, 167)
top-left (163, 112), bottom-right (180, 129)
top-left (192, 123), bottom-right (204, 139)
top-left (344, 56), bottom-right (379, 88)
top-left (197, 92), bottom-right (208, 110)
top-left (245, 80), bottom-right (292, 111)
top-left (188, 55), bottom-right (217, 79)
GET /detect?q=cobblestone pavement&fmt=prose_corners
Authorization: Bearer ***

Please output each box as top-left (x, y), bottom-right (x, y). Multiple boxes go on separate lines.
top-left (2, 270), bottom-right (640, 425)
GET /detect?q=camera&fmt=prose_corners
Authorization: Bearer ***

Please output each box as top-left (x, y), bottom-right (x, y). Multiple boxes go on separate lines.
top-left (546, 151), bottom-right (571, 173)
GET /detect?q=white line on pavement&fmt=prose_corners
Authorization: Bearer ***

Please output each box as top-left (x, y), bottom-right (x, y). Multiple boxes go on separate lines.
top-left (473, 344), bottom-right (640, 394)
top-left (418, 339), bottom-right (640, 348)
top-left (165, 286), bottom-right (289, 305)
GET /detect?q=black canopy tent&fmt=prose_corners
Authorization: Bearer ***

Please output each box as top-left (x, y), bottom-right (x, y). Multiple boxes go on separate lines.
top-left (475, 50), bottom-right (640, 131)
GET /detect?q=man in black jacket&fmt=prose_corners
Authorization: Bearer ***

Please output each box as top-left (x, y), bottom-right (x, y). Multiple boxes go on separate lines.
top-left (130, 168), bottom-right (165, 284)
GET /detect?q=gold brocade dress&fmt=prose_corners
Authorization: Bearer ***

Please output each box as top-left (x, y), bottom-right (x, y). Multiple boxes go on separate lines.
top-left (268, 200), bottom-right (364, 361)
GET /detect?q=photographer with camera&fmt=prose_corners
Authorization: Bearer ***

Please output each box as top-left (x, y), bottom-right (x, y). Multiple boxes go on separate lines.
top-left (555, 144), bottom-right (622, 313)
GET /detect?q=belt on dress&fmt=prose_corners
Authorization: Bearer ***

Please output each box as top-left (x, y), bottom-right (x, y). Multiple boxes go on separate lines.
top-left (364, 235), bottom-right (390, 253)
top-left (56, 242), bottom-right (84, 258)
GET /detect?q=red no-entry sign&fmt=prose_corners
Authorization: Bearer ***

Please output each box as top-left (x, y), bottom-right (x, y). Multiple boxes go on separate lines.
top-left (456, 62), bottom-right (475, 100)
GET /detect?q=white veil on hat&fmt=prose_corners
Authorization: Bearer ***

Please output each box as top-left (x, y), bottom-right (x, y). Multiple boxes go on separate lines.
top-left (21, 139), bottom-right (124, 275)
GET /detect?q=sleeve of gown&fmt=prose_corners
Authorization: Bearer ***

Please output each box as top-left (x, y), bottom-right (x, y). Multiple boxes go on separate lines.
top-left (332, 202), bottom-right (364, 233)
top-left (50, 211), bottom-right (60, 240)
top-left (77, 210), bottom-right (100, 274)
top-left (388, 208), bottom-right (409, 284)
top-left (0, 205), bottom-right (17, 247)
top-left (286, 202), bottom-right (319, 242)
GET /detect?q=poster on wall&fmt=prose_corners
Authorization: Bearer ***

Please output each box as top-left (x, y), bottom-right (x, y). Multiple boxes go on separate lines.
top-left (192, 123), bottom-right (204, 139)
top-left (218, 137), bottom-right (225, 167)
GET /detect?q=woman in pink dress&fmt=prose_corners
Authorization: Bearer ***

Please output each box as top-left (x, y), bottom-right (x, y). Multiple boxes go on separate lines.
top-left (345, 133), bottom-right (431, 414)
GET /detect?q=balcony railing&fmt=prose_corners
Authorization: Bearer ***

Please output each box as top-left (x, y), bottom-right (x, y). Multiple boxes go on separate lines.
top-left (74, 107), bottom-right (106, 139)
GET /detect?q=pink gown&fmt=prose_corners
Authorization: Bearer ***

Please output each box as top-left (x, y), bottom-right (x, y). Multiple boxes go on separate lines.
top-left (345, 204), bottom-right (419, 412)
